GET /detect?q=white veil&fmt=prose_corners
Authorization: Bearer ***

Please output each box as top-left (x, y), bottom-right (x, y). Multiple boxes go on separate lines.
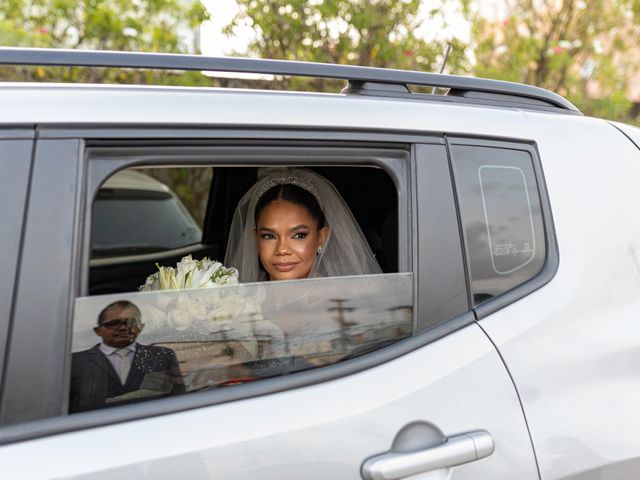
top-left (224, 168), bottom-right (382, 283)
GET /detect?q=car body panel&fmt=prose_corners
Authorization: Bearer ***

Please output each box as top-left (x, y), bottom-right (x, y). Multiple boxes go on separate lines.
top-left (479, 112), bottom-right (640, 479)
top-left (610, 120), bottom-right (640, 151)
top-left (1, 83), bottom-right (541, 141)
top-left (0, 324), bottom-right (538, 480)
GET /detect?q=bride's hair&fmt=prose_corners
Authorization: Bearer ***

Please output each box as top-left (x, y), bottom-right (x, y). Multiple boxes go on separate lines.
top-left (255, 184), bottom-right (326, 229)
top-left (225, 168), bottom-right (381, 283)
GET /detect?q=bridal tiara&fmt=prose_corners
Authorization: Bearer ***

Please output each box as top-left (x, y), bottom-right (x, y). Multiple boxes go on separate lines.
top-left (255, 173), bottom-right (320, 200)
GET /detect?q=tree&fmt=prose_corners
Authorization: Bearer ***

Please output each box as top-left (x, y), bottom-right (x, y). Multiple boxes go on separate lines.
top-left (0, 1), bottom-right (215, 217)
top-left (0, 0), bottom-right (211, 84)
top-left (224, 0), bottom-right (472, 92)
top-left (470, 0), bottom-right (640, 119)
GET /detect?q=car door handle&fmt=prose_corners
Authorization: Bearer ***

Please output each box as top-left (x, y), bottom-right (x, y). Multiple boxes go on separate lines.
top-left (361, 430), bottom-right (494, 480)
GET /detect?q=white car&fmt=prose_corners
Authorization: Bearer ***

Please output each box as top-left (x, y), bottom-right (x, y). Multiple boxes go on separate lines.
top-left (1, 47), bottom-right (639, 480)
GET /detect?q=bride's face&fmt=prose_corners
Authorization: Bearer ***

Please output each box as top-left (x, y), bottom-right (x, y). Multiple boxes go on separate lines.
top-left (255, 199), bottom-right (329, 281)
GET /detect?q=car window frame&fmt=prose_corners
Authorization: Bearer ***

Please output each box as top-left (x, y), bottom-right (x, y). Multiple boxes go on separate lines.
top-left (0, 131), bottom-right (35, 393)
top-left (1, 137), bottom-right (85, 427)
top-left (446, 136), bottom-right (559, 320)
top-left (0, 128), bottom-right (476, 444)
top-left (81, 145), bottom-right (412, 291)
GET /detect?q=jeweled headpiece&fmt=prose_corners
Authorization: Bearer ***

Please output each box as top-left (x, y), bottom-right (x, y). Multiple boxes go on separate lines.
top-left (255, 173), bottom-right (320, 203)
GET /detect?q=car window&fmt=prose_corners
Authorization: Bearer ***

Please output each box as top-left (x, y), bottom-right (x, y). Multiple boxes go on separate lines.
top-left (451, 144), bottom-right (546, 305)
top-left (71, 162), bottom-right (412, 414)
top-left (71, 273), bottom-right (412, 412)
top-left (91, 169), bottom-right (205, 258)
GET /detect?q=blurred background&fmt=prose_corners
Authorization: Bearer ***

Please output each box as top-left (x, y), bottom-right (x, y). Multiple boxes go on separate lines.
top-left (2, 0), bottom-right (639, 121)
top-left (3, 0), bottom-right (639, 214)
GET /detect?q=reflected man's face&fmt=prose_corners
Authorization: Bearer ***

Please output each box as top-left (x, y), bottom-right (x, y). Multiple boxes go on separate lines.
top-left (255, 199), bottom-right (329, 281)
top-left (94, 305), bottom-right (143, 348)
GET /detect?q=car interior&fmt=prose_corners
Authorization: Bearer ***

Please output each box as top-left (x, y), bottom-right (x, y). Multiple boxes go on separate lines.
top-left (88, 165), bottom-right (398, 296)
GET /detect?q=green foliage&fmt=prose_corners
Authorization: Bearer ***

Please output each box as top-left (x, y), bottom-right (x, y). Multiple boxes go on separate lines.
top-left (145, 167), bottom-right (213, 226)
top-left (225, 0), bottom-right (472, 91)
top-left (573, 91), bottom-right (631, 120)
top-left (471, 0), bottom-right (638, 120)
top-left (0, 0), bottom-right (211, 84)
top-left (3, 0), bottom-right (640, 122)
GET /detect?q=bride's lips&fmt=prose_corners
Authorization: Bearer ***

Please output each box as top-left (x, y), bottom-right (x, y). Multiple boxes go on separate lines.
top-left (273, 262), bottom-right (299, 272)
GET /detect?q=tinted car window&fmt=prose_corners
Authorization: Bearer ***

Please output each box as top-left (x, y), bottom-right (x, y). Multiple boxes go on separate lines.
top-left (71, 273), bottom-right (412, 412)
top-left (451, 144), bottom-right (545, 305)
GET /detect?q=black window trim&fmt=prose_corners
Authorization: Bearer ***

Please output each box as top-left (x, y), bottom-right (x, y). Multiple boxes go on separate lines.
top-left (0, 136), bottom-right (35, 404)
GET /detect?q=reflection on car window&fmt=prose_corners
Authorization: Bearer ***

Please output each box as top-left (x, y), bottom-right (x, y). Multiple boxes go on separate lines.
top-left (71, 273), bottom-right (412, 411)
top-left (452, 145), bottom-right (545, 305)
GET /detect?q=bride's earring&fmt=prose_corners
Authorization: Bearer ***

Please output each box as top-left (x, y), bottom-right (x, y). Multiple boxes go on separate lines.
top-left (317, 245), bottom-right (323, 255)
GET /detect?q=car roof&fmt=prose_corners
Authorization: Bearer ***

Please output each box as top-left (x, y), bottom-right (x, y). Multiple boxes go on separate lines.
top-left (0, 81), bottom-right (590, 141)
top-left (0, 47), bottom-right (600, 141)
top-left (0, 47), bottom-right (579, 112)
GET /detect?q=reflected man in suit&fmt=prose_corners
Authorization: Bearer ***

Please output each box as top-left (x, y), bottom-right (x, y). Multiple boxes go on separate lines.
top-left (70, 300), bottom-right (184, 413)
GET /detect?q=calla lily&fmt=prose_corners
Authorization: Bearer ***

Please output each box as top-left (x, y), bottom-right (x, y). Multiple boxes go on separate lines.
top-left (140, 256), bottom-right (238, 292)
top-left (157, 266), bottom-right (175, 290)
top-left (176, 254), bottom-right (197, 274)
top-left (199, 257), bottom-right (214, 270)
top-left (173, 266), bottom-right (187, 289)
top-left (139, 272), bottom-right (159, 292)
top-left (190, 261), bottom-right (221, 288)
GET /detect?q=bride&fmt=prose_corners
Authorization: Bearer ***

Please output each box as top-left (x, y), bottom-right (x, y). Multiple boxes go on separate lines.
top-left (224, 168), bottom-right (381, 282)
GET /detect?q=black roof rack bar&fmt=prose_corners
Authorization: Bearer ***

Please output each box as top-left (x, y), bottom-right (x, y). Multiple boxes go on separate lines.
top-left (0, 47), bottom-right (580, 113)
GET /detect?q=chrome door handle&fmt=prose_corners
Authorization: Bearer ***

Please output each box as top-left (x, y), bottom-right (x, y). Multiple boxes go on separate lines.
top-left (361, 430), bottom-right (494, 480)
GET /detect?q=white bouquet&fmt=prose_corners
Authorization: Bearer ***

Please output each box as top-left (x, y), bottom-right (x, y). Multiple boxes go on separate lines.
top-left (135, 256), bottom-right (284, 360)
top-left (139, 255), bottom-right (239, 292)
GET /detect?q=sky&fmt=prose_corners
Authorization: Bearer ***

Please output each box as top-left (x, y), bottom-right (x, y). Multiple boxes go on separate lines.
top-left (199, 0), bottom-right (485, 58)
top-left (200, 0), bottom-right (250, 57)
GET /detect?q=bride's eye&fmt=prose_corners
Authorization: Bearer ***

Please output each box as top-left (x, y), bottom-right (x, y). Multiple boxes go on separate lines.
top-left (260, 232), bottom-right (276, 240)
top-left (292, 231), bottom-right (308, 239)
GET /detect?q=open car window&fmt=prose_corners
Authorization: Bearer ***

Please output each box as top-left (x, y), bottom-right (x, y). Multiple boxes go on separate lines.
top-left (73, 160), bottom-right (410, 414)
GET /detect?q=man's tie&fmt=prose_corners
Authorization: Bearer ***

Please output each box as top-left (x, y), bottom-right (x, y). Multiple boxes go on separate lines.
top-left (114, 349), bottom-right (131, 385)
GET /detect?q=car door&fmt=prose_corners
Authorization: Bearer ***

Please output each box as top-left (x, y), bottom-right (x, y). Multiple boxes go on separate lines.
top-left (0, 132), bottom-right (539, 480)
top-left (475, 115), bottom-right (640, 479)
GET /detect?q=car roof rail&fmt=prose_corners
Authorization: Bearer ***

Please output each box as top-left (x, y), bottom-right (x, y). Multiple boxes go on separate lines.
top-left (0, 47), bottom-right (581, 115)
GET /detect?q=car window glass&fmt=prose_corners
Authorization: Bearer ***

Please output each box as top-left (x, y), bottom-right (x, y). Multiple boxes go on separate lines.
top-left (71, 273), bottom-right (412, 413)
top-left (451, 145), bottom-right (545, 305)
top-left (73, 163), bottom-right (410, 414)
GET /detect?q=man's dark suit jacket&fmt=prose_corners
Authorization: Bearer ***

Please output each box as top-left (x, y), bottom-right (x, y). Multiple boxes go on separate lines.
top-left (69, 343), bottom-right (184, 413)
